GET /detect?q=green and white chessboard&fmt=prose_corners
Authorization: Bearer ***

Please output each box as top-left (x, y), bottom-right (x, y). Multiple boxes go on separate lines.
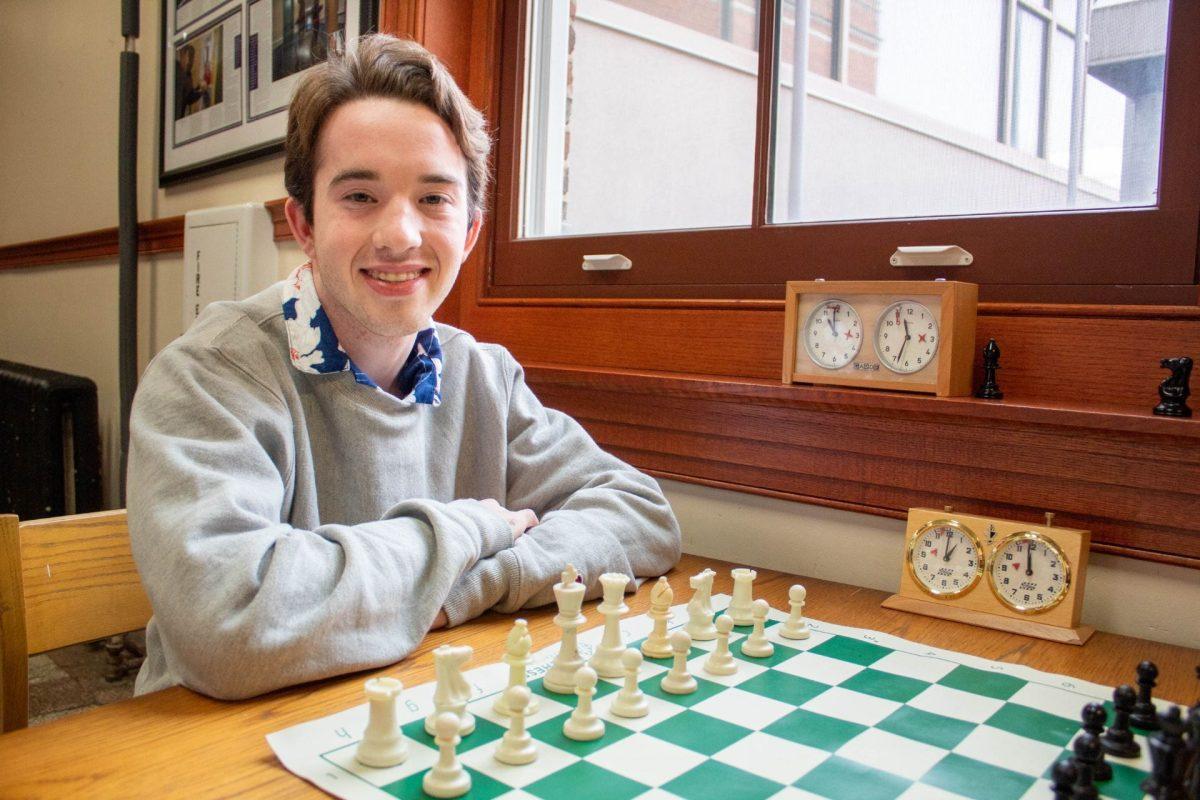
top-left (268, 594), bottom-right (1162, 800)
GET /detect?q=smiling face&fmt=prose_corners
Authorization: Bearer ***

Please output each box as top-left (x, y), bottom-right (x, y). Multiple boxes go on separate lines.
top-left (285, 97), bottom-right (481, 349)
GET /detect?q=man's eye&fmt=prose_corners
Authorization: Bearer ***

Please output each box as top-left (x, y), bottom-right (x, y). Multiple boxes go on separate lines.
top-left (345, 192), bottom-right (373, 203)
top-left (422, 194), bottom-right (449, 206)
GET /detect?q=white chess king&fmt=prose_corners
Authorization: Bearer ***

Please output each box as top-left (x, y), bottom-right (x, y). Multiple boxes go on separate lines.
top-left (543, 564), bottom-right (587, 693)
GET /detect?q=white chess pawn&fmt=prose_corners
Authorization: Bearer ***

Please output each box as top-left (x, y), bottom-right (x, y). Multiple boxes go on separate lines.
top-left (544, 565), bottom-right (587, 694)
top-left (494, 685), bottom-right (538, 765)
top-left (493, 619), bottom-right (539, 717)
top-left (685, 568), bottom-right (717, 641)
top-left (741, 598), bottom-right (775, 658)
top-left (640, 576), bottom-right (674, 659)
top-left (423, 712), bottom-right (471, 798)
top-left (660, 630), bottom-right (698, 694)
top-left (779, 584), bottom-right (811, 640)
top-left (703, 614), bottom-right (738, 676)
top-left (563, 666), bottom-right (605, 741)
top-left (611, 649), bottom-right (649, 718)
top-left (589, 573), bottom-right (631, 677)
top-left (355, 677), bottom-right (410, 767)
top-left (727, 567), bottom-right (757, 625)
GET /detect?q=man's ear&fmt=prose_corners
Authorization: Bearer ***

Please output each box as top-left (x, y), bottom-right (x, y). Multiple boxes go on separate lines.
top-left (461, 211), bottom-right (483, 262)
top-left (284, 197), bottom-right (317, 260)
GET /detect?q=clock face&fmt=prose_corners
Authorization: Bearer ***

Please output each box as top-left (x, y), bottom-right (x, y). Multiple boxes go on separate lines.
top-left (988, 532), bottom-right (1071, 613)
top-left (908, 520), bottom-right (983, 598)
top-left (875, 300), bottom-right (939, 374)
top-left (803, 299), bottom-right (863, 369)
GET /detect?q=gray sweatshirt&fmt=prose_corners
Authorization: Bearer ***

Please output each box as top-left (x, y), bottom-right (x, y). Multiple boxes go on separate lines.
top-left (127, 283), bottom-right (681, 700)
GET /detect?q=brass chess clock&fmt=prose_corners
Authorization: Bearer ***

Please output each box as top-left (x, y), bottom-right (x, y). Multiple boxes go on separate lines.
top-left (883, 507), bottom-right (1094, 645)
top-left (783, 280), bottom-right (978, 396)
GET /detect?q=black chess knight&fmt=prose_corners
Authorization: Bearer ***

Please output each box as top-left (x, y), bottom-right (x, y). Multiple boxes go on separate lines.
top-left (1153, 356), bottom-right (1192, 418)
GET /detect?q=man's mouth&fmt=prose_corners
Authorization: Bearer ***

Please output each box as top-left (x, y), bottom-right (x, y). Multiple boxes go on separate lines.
top-left (364, 268), bottom-right (429, 283)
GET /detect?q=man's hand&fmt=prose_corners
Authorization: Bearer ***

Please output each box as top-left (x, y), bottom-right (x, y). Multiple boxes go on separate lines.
top-left (430, 609), bottom-right (448, 631)
top-left (479, 498), bottom-right (539, 541)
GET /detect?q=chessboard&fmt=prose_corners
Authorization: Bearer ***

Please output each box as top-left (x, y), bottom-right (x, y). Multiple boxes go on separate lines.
top-left (268, 591), bottom-right (1171, 800)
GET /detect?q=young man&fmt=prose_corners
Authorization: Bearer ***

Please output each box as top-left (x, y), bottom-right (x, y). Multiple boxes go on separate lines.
top-left (128, 35), bottom-right (681, 700)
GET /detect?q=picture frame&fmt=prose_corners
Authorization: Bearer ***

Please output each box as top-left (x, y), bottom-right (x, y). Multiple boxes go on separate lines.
top-left (159, 0), bottom-right (379, 185)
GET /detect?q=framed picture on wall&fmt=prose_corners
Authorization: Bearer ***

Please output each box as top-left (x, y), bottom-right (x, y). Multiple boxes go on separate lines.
top-left (159, 0), bottom-right (379, 185)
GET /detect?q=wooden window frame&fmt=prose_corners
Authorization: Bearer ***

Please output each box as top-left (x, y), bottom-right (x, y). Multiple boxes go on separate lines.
top-left (487, 0), bottom-right (1200, 304)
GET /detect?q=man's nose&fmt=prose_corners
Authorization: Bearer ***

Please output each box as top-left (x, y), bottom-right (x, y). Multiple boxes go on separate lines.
top-left (373, 200), bottom-right (422, 253)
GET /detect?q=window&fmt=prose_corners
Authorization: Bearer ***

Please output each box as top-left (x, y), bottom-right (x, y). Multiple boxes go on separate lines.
top-left (490, 0), bottom-right (1200, 303)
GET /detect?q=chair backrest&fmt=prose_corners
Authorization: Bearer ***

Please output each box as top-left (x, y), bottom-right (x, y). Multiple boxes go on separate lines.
top-left (0, 509), bottom-right (152, 732)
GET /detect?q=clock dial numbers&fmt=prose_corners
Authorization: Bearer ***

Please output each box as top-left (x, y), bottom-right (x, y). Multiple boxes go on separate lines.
top-left (907, 520), bottom-right (984, 598)
top-left (875, 300), bottom-right (939, 374)
top-left (802, 299), bottom-right (863, 370)
top-left (988, 532), bottom-right (1071, 613)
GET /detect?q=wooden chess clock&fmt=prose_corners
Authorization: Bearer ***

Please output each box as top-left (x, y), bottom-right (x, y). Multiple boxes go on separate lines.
top-left (782, 280), bottom-right (978, 396)
top-left (882, 507), bottom-right (1094, 645)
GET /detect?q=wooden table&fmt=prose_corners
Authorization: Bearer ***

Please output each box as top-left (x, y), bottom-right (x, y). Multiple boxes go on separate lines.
top-left (0, 554), bottom-right (1196, 798)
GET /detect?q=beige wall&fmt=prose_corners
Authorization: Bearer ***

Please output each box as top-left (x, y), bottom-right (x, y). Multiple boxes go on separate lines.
top-left (1, 1), bottom-right (1196, 649)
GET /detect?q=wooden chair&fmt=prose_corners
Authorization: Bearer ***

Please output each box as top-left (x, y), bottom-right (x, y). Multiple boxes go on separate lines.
top-left (0, 509), bottom-right (152, 732)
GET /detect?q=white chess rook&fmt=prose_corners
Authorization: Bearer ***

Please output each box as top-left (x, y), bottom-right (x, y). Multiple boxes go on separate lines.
top-left (741, 598), bottom-right (775, 658)
top-left (423, 712), bottom-right (471, 799)
top-left (685, 568), bottom-right (717, 641)
top-left (640, 576), bottom-right (674, 659)
top-left (703, 615), bottom-right (738, 675)
top-left (493, 618), bottom-right (540, 717)
top-left (780, 584), bottom-right (811, 640)
top-left (563, 666), bottom-right (605, 741)
top-left (494, 685), bottom-right (538, 765)
top-left (661, 630), bottom-right (698, 694)
top-left (355, 677), bottom-right (410, 768)
top-left (611, 649), bottom-right (650, 718)
top-left (588, 573), bottom-right (631, 678)
top-left (544, 565), bottom-right (588, 694)
top-left (727, 567), bottom-right (757, 625)
top-left (425, 644), bottom-right (476, 737)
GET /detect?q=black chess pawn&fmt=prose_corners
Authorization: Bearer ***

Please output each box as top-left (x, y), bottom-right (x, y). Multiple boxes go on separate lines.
top-left (1132, 661), bottom-right (1162, 731)
top-left (1142, 705), bottom-right (1187, 799)
top-left (1101, 684), bottom-right (1142, 758)
top-left (1153, 356), bottom-right (1192, 418)
top-left (976, 338), bottom-right (1004, 399)
top-left (1185, 703), bottom-right (1200, 800)
top-left (1050, 758), bottom-right (1077, 800)
top-left (1072, 731), bottom-right (1102, 800)
top-left (1081, 703), bottom-right (1113, 781)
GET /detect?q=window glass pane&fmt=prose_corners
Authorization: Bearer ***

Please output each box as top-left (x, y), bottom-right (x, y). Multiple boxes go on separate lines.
top-left (520, 0), bottom-right (759, 238)
top-left (771, 0), bottom-right (1168, 224)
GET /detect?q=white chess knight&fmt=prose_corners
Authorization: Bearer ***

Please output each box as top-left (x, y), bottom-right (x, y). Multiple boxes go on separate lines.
top-left (726, 567), bottom-right (758, 625)
top-left (741, 598), bottom-right (775, 658)
top-left (779, 584), bottom-right (811, 640)
top-left (588, 572), bottom-right (631, 678)
top-left (355, 677), bottom-right (410, 768)
top-left (423, 711), bottom-right (471, 799)
top-left (685, 568), bottom-right (717, 641)
top-left (640, 576), bottom-right (674, 659)
top-left (543, 564), bottom-right (587, 694)
top-left (703, 614), bottom-right (738, 675)
top-left (493, 619), bottom-right (539, 717)
top-left (425, 644), bottom-right (475, 737)
top-left (611, 648), bottom-right (650, 718)
top-left (562, 666), bottom-right (605, 741)
top-left (493, 685), bottom-right (538, 765)
top-left (660, 630), bottom-right (698, 694)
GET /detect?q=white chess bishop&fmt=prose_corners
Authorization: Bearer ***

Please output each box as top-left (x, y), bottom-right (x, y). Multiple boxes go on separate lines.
top-left (493, 618), bottom-right (539, 717)
top-left (543, 565), bottom-right (587, 694)
top-left (425, 644), bottom-right (475, 737)
top-left (726, 567), bottom-right (757, 625)
top-left (588, 572), bottom-right (630, 678)
top-left (640, 576), bottom-right (674, 659)
top-left (685, 568), bottom-right (717, 641)
top-left (355, 677), bottom-right (409, 768)
top-left (780, 584), bottom-right (811, 640)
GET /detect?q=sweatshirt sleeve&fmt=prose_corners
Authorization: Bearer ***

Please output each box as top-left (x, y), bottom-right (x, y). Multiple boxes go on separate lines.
top-left (127, 341), bottom-right (512, 700)
top-left (441, 351), bottom-right (681, 624)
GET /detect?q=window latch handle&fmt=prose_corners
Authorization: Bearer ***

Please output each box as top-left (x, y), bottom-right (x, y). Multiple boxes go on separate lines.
top-left (890, 245), bottom-right (973, 267)
top-left (582, 254), bottom-right (632, 271)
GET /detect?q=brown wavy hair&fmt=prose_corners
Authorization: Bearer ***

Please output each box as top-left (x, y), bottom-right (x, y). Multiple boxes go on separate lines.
top-left (283, 34), bottom-right (491, 224)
